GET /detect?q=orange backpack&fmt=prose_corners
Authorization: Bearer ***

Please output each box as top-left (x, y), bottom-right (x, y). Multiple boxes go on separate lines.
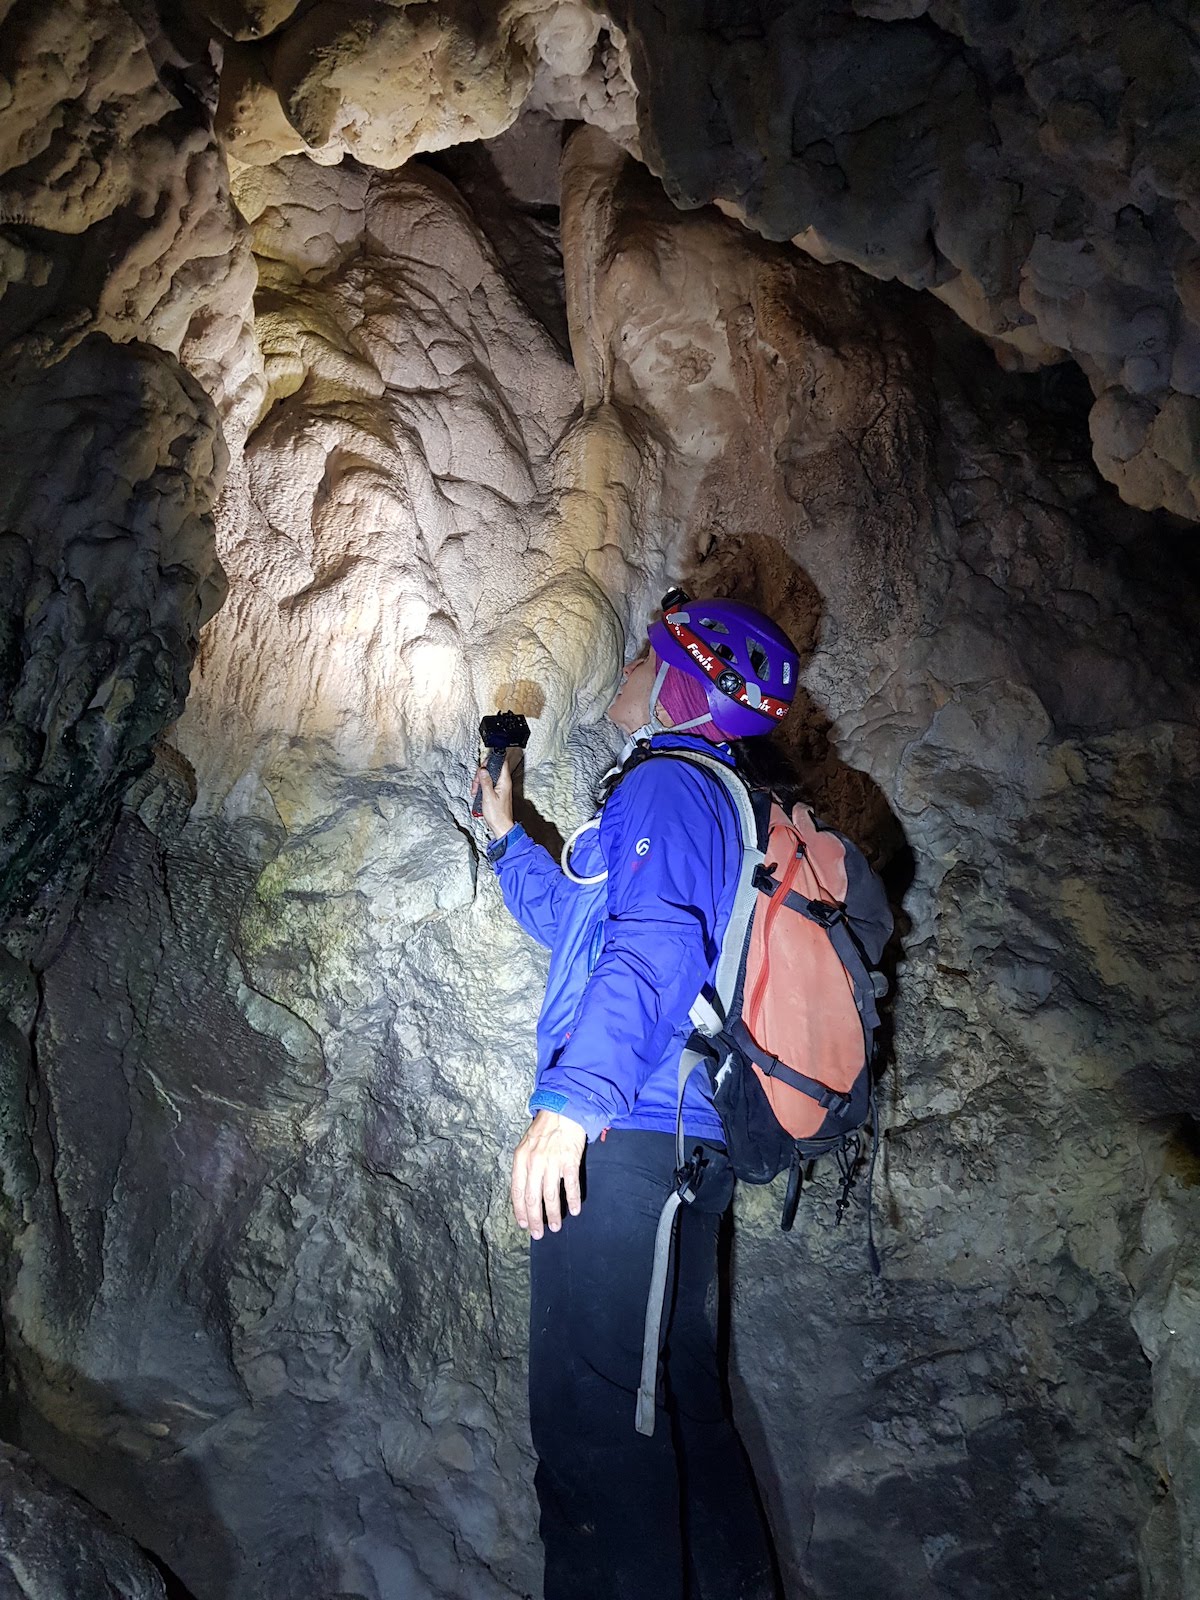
top-left (636, 752), bottom-right (892, 1436)
top-left (704, 793), bottom-right (893, 1211)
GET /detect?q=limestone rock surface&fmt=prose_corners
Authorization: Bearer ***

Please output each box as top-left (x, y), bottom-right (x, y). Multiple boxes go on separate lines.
top-left (558, 127), bottom-right (1200, 1596)
top-left (0, 1442), bottom-right (166, 1600)
top-left (216, 2), bottom-right (638, 170)
top-left (0, 4), bottom-right (1199, 1590)
top-left (2, 129), bottom-right (1197, 1600)
top-left (0, 152), bottom-right (613, 1600)
top-left (611, 0), bottom-right (1200, 521)
top-left (0, 335), bottom-right (226, 921)
top-left (0, 0), bottom-right (259, 434)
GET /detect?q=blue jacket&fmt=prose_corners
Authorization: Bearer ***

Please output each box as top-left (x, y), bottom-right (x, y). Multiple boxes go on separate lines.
top-left (490, 734), bottom-right (743, 1143)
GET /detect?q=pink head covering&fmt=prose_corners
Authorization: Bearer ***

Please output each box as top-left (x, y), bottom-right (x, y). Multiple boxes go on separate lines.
top-left (654, 655), bottom-right (725, 742)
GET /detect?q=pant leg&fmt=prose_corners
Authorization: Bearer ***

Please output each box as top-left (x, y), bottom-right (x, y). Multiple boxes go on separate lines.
top-left (529, 1130), bottom-right (685, 1600)
top-left (529, 1129), bottom-right (779, 1600)
top-left (666, 1183), bottom-right (781, 1600)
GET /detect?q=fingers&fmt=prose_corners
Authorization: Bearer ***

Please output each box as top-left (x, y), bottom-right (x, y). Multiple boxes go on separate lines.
top-left (562, 1157), bottom-right (582, 1219)
top-left (525, 1154), bottom-right (550, 1241)
top-left (541, 1159), bottom-right (563, 1235)
top-left (510, 1139), bottom-right (530, 1232)
top-left (510, 1113), bottom-right (585, 1241)
top-left (494, 754), bottom-right (512, 802)
top-left (513, 1139), bottom-right (549, 1241)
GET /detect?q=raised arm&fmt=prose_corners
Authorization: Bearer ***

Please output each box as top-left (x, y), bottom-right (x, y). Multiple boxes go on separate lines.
top-left (476, 760), bottom-right (569, 949)
top-left (528, 757), bottom-right (740, 1139)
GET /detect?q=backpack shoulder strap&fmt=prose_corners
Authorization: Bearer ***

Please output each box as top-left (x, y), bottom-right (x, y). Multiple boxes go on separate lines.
top-left (610, 747), bottom-right (766, 1011)
top-left (633, 749), bottom-right (765, 1442)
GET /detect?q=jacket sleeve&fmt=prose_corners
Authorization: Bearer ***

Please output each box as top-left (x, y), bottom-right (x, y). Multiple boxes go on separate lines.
top-left (491, 825), bottom-right (570, 950)
top-left (529, 760), bottom-right (740, 1140)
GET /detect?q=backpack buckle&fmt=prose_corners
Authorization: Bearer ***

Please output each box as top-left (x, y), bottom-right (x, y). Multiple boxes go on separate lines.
top-left (804, 899), bottom-right (844, 927)
top-left (674, 1145), bottom-right (707, 1205)
top-left (752, 864), bottom-right (778, 895)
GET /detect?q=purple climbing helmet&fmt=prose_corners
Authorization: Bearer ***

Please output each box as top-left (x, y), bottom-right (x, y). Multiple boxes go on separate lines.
top-left (647, 592), bottom-right (800, 739)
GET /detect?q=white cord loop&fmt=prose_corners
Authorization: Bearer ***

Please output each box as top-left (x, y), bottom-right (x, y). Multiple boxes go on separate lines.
top-left (561, 817), bottom-right (608, 884)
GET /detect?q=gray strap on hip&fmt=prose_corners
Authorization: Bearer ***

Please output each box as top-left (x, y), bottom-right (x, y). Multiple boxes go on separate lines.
top-left (634, 753), bottom-right (764, 1437)
top-left (635, 1186), bottom-right (685, 1436)
top-left (637, 1044), bottom-right (708, 1436)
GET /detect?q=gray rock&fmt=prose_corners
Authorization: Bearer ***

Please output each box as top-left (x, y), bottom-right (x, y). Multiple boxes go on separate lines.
top-left (611, 0), bottom-right (1200, 520)
top-left (0, 1442), bottom-right (167, 1599)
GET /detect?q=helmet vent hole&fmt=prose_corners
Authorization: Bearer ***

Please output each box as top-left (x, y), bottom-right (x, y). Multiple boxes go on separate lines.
top-left (712, 642), bottom-right (736, 662)
top-left (747, 638), bottom-right (770, 680)
top-left (698, 616), bottom-right (730, 634)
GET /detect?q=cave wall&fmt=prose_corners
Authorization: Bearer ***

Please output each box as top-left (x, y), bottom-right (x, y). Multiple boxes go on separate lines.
top-left (611, 0), bottom-right (1200, 527)
top-left (0, 0), bottom-right (259, 918)
top-left (195, 0), bottom-right (1200, 525)
top-left (0, 4), bottom-right (1199, 1599)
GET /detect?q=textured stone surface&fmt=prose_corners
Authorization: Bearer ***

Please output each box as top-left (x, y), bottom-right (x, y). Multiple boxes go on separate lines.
top-left (1, 5), bottom-right (1199, 1596)
top-left (216, 2), bottom-right (638, 169)
top-left (1131, 1161), bottom-right (1200, 1600)
top-left (0, 335), bottom-right (226, 921)
top-left (0, 0), bottom-right (258, 431)
top-left (560, 128), bottom-right (1200, 1598)
top-left (2, 127), bottom-right (1197, 1600)
top-left (0, 0), bottom-right (260, 920)
top-left (611, 0), bottom-right (1200, 521)
top-left (0, 1441), bottom-right (166, 1599)
top-left (0, 153), bottom-right (604, 1600)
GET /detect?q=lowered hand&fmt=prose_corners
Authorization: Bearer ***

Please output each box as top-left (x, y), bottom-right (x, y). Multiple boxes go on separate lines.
top-left (511, 1110), bottom-right (587, 1240)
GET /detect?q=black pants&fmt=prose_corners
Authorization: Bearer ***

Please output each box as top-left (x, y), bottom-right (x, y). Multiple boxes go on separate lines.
top-left (528, 1129), bottom-right (779, 1600)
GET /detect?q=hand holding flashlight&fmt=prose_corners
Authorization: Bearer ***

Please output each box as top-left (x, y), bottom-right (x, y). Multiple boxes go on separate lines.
top-left (471, 711), bottom-right (530, 831)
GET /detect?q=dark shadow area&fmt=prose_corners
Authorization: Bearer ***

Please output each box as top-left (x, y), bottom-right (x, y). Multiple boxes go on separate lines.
top-left (505, 746), bottom-right (567, 861)
top-left (4, 1368), bottom-right (236, 1600)
top-left (421, 110), bottom-right (571, 356)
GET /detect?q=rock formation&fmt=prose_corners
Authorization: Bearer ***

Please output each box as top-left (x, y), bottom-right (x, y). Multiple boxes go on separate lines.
top-left (215, 1), bottom-right (638, 171)
top-left (611, 0), bottom-right (1200, 522)
top-left (0, 0), bottom-right (256, 918)
top-left (0, 5), bottom-right (1198, 1600)
top-left (0, 1442), bottom-right (167, 1599)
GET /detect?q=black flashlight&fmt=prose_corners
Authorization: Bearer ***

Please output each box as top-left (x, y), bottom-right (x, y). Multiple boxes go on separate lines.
top-left (472, 711), bottom-right (531, 818)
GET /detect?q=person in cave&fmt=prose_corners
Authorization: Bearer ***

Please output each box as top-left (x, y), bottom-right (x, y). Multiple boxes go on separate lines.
top-left (473, 594), bottom-right (798, 1600)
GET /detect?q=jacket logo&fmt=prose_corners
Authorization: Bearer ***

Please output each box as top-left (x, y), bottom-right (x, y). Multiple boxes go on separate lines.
top-left (635, 837), bottom-right (651, 856)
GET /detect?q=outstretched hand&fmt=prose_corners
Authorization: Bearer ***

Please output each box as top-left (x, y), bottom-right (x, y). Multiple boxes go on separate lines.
top-left (473, 757), bottom-right (514, 840)
top-left (511, 1110), bottom-right (587, 1240)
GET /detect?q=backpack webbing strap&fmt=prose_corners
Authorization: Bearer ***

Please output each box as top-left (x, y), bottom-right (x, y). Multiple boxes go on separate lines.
top-left (726, 1017), bottom-right (854, 1112)
top-left (865, 1079), bottom-right (882, 1278)
top-left (632, 750), bottom-right (761, 1438)
top-left (667, 751), bottom-right (764, 1045)
top-left (635, 1137), bottom-right (704, 1437)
